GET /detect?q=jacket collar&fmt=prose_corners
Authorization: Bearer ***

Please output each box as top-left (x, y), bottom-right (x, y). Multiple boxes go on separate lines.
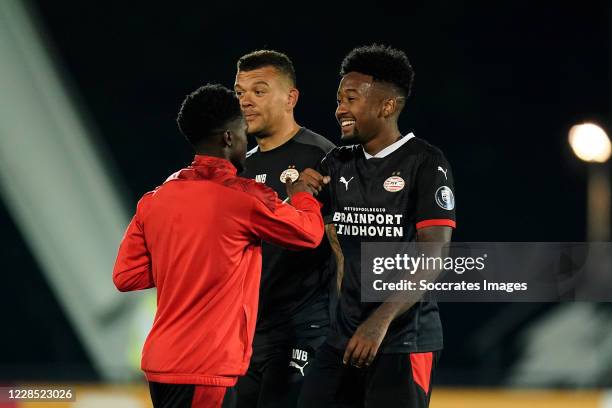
top-left (191, 155), bottom-right (237, 175)
top-left (165, 155), bottom-right (237, 183)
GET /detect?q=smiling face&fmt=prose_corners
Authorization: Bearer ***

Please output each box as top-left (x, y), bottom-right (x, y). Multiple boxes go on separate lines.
top-left (234, 66), bottom-right (294, 138)
top-left (335, 71), bottom-right (387, 144)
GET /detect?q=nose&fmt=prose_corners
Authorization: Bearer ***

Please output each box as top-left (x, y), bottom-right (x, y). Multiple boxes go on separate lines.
top-left (335, 101), bottom-right (348, 119)
top-left (239, 92), bottom-right (254, 109)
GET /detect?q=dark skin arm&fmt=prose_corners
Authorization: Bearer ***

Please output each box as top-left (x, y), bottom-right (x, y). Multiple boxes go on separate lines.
top-left (343, 226), bottom-right (453, 367)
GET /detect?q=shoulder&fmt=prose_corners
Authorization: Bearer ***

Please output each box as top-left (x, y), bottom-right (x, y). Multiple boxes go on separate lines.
top-left (221, 176), bottom-right (278, 212)
top-left (408, 137), bottom-right (449, 164)
top-left (293, 127), bottom-right (336, 153)
top-left (323, 144), bottom-right (360, 164)
top-left (160, 166), bottom-right (278, 211)
top-left (133, 190), bottom-right (157, 220)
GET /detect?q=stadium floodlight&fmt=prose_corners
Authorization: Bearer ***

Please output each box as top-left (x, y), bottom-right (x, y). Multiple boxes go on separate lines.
top-left (568, 123), bottom-right (611, 241)
top-left (568, 123), bottom-right (611, 163)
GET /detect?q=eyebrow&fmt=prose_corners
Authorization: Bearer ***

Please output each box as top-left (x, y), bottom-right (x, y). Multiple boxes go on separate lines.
top-left (338, 88), bottom-right (359, 95)
top-left (235, 81), bottom-right (270, 91)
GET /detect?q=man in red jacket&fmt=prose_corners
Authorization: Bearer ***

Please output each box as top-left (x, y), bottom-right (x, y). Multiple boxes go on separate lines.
top-left (113, 84), bottom-right (327, 408)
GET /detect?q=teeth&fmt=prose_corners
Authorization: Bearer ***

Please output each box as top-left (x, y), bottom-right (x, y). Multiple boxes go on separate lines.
top-left (341, 120), bottom-right (355, 127)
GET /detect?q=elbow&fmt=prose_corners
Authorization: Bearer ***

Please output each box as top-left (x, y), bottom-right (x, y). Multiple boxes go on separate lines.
top-left (115, 284), bottom-right (131, 293)
top-left (112, 256), bottom-right (154, 291)
top-left (113, 265), bottom-right (140, 292)
top-left (113, 272), bottom-right (131, 292)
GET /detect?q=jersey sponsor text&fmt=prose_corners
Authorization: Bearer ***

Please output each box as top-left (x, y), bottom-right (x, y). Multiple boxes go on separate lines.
top-left (333, 207), bottom-right (403, 237)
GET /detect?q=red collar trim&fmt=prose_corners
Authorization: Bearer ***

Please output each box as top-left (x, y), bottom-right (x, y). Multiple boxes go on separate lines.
top-left (191, 155), bottom-right (237, 175)
top-left (165, 155), bottom-right (237, 183)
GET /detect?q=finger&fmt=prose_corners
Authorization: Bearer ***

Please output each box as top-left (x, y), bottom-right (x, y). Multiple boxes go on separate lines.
top-left (301, 168), bottom-right (324, 182)
top-left (298, 181), bottom-right (318, 195)
top-left (292, 180), bottom-right (313, 192)
top-left (299, 174), bottom-right (322, 189)
top-left (343, 338), bottom-right (358, 365)
top-left (365, 344), bottom-right (380, 367)
top-left (301, 171), bottom-right (328, 191)
top-left (352, 343), bottom-right (369, 368)
top-left (284, 178), bottom-right (293, 194)
top-left (349, 341), bottom-right (365, 367)
top-left (303, 180), bottom-right (323, 193)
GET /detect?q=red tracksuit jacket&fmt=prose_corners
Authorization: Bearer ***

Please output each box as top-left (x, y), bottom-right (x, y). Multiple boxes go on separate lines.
top-left (112, 155), bottom-right (324, 386)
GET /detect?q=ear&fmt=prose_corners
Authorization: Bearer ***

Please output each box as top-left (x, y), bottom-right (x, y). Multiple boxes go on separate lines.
top-left (287, 88), bottom-right (299, 110)
top-left (382, 98), bottom-right (397, 118)
top-left (223, 130), bottom-right (233, 148)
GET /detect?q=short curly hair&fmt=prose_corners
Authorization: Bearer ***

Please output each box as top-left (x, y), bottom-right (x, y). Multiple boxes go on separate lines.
top-left (176, 84), bottom-right (242, 148)
top-left (340, 44), bottom-right (414, 98)
top-left (237, 50), bottom-right (296, 86)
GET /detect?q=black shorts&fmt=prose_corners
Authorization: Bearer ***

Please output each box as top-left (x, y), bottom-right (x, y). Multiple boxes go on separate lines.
top-left (297, 343), bottom-right (440, 408)
top-left (149, 382), bottom-right (229, 408)
top-left (224, 329), bottom-right (327, 408)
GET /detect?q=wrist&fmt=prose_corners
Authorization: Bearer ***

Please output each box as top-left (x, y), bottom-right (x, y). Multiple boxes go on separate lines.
top-left (369, 307), bottom-right (394, 328)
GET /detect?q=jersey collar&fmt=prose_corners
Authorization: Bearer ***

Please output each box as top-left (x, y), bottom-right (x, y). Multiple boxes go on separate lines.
top-left (363, 132), bottom-right (415, 160)
top-left (246, 145), bottom-right (259, 157)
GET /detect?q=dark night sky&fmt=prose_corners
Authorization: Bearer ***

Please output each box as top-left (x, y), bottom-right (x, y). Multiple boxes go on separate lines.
top-left (29, 1), bottom-right (610, 241)
top-left (1, 0), bottom-right (609, 382)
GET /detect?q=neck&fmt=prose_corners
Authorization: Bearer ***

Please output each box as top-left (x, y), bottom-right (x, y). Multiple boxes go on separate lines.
top-left (194, 147), bottom-right (229, 162)
top-left (362, 124), bottom-right (402, 156)
top-left (256, 117), bottom-right (300, 152)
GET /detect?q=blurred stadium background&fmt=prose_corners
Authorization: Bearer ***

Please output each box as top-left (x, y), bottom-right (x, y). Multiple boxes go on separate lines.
top-left (1, 0), bottom-right (611, 406)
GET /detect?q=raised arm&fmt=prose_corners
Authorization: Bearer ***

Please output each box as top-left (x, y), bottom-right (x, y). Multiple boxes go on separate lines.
top-left (249, 178), bottom-right (328, 250)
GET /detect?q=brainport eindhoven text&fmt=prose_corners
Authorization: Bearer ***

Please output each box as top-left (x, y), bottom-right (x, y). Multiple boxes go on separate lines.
top-left (333, 208), bottom-right (404, 237)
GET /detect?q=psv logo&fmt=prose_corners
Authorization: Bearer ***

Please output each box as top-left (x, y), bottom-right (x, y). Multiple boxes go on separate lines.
top-left (280, 166), bottom-right (299, 183)
top-left (383, 172), bottom-right (405, 192)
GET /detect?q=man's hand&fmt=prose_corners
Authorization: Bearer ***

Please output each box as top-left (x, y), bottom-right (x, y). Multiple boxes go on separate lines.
top-left (299, 168), bottom-right (330, 196)
top-left (343, 312), bottom-right (391, 368)
top-left (285, 168), bottom-right (330, 198)
top-left (341, 227), bottom-right (453, 368)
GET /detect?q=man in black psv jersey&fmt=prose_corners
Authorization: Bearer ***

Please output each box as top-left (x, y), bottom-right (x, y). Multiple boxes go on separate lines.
top-left (225, 50), bottom-right (340, 408)
top-left (297, 45), bottom-right (456, 408)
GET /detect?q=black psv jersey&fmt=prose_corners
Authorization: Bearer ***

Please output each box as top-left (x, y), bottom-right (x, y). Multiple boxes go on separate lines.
top-left (242, 127), bottom-right (336, 345)
top-left (319, 134), bottom-right (456, 353)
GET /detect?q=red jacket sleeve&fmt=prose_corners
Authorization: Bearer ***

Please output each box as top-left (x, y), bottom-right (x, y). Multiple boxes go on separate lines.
top-left (249, 192), bottom-right (324, 250)
top-left (113, 194), bottom-right (155, 292)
